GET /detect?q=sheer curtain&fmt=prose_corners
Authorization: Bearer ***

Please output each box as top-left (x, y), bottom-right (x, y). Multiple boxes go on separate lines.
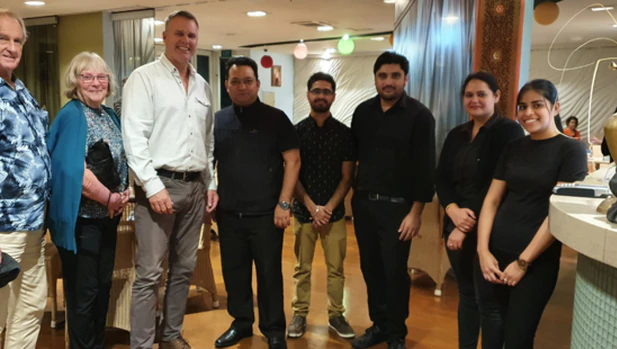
top-left (14, 23), bottom-right (61, 119)
top-left (112, 15), bottom-right (155, 101)
top-left (394, 0), bottom-right (477, 153)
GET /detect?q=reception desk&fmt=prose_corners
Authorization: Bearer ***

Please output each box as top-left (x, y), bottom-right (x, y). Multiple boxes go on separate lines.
top-left (549, 194), bottom-right (617, 349)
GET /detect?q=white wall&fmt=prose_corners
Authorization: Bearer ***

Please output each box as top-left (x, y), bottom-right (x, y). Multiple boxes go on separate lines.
top-left (293, 54), bottom-right (379, 125)
top-left (529, 45), bottom-right (617, 142)
top-left (250, 51), bottom-right (295, 120)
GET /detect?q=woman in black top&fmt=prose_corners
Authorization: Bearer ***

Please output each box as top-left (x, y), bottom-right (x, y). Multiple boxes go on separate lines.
top-left (476, 79), bottom-right (588, 349)
top-left (436, 72), bottom-right (523, 349)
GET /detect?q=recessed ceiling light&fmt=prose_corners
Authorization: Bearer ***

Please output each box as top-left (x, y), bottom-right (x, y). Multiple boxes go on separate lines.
top-left (154, 38), bottom-right (163, 43)
top-left (212, 45), bottom-right (223, 50)
top-left (371, 36), bottom-right (385, 41)
top-left (24, 1), bottom-right (45, 6)
top-left (322, 51), bottom-right (332, 60)
top-left (327, 48), bottom-right (337, 53)
top-left (591, 6), bottom-right (613, 11)
top-left (384, 0), bottom-right (396, 4)
top-left (317, 25), bottom-right (334, 32)
top-left (247, 11), bottom-right (267, 17)
top-left (613, 24), bottom-right (617, 27)
top-left (153, 20), bottom-right (165, 26)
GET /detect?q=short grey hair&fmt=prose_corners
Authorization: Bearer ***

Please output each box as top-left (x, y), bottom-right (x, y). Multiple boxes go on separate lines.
top-left (64, 52), bottom-right (117, 99)
top-left (0, 9), bottom-right (28, 42)
top-left (164, 10), bottom-right (199, 30)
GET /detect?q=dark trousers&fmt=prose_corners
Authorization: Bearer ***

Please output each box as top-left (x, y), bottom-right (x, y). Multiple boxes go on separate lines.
top-left (351, 196), bottom-right (412, 339)
top-left (445, 230), bottom-right (480, 349)
top-left (474, 247), bottom-right (560, 349)
top-left (58, 216), bottom-right (120, 349)
top-left (216, 211), bottom-right (286, 338)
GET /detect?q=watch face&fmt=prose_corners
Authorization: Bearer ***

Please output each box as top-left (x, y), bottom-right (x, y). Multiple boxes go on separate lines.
top-left (279, 201), bottom-right (290, 210)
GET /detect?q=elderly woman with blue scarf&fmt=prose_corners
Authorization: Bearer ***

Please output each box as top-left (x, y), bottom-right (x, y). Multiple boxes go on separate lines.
top-left (47, 52), bottom-right (129, 349)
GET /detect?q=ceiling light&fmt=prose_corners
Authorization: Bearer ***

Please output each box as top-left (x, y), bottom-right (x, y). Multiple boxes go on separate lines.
top-left (384, 0), bottom-right (396, 3)
top-left (24, 1), bottom-right (45, 6)
top-left (153, 20), bottom-right (165, 26)
top-left (371, 36), bottom-right (385, 41)
top-left (613, 24), bottom-right (617, 27)
top-left (212, 45), bottom-right (223, 50)
top-left (154, 38), bottom-right (163, 43)
top-left (327, 48), bottom-right (337, 53)
top-left (322, 51), bottom-right (332, 60)
top-left (247, 11), bottom-right (267, 17)
top-left (317, 25), bottom-right (334, 32)
top-left (591, 6), bottom-right (614, 11)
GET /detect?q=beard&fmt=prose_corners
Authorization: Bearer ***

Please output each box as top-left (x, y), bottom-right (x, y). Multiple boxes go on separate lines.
top-left (378, 89), bottom-right (404, 102)
top-left (310, 100), bottom-right (331, 113)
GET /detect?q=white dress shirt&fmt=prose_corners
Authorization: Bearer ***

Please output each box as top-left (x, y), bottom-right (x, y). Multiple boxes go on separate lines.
top-left (122, 53), bottom-right (216, 198)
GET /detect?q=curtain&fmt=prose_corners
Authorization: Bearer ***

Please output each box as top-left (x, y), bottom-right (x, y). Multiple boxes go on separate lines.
top-left (394, 0), bottom-right (477, 154)
top-left (112, 17), bottom-right (155, 101)
top-left (14, 24), bottom-right (60, 119)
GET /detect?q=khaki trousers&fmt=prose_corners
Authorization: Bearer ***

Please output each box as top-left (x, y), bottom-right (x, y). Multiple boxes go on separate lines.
top-left (291, 218), bottom-right (347, 318)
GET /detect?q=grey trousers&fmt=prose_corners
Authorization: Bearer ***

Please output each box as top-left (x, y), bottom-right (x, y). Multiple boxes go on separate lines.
top-left (130, 177), bottom-right (205, 349)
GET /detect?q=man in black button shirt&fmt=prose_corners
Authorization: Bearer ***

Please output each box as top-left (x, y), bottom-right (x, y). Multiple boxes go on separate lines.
top-left (213, 57), bottom-right (301, 349)
top-left (287, 73), bottom-right (356, 340)
top-left (350, 52), bottom-right (436, 349)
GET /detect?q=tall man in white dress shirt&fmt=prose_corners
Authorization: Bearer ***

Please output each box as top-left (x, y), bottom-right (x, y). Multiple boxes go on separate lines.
top-left (122, 10), bottom-right (218, 349)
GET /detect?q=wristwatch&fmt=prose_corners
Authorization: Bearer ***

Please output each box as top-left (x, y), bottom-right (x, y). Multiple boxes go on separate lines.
top-left (517, 258), bottom-right (529, 272)
top-left (278, 201), bottom-right (290, 210)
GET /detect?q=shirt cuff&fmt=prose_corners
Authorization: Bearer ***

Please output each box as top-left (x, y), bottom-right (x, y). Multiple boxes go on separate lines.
top-left (143, 177), bottom-right (166, 198)
top-left (207, 180), bottom-right (217, 191)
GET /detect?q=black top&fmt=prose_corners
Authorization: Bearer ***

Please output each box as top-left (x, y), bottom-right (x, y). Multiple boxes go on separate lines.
top-left (214, 99), bottom-right (300, 215)
top-left (351, 94), bottom-right (436, 203)
top-left (436, 115), bottom-right (524, 233)
top-left (292, 115), bottom-right (355, 223)
top-left (490, 134), bottom-right (588, 257)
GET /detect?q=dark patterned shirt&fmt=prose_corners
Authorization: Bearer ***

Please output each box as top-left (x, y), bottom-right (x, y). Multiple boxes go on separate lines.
top-left (292, 115), bottom-right (355, 223)
top-left (0, 77), bottom-right (51, 232)
top-left (78, 102), bottom-right (128, 218)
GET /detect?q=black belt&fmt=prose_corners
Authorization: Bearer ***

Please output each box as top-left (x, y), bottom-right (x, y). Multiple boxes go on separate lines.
top-left (355, 191), bottom-right (410, 205)
top-left (157, 169), bottom-right (200, 182)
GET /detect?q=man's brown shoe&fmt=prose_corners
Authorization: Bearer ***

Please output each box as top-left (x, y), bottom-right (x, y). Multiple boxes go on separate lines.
top-left (159, 336), bottom-right (191, 349)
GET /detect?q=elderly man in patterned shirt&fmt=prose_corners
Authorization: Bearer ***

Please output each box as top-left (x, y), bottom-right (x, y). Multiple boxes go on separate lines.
top-left (0, 8), bottom-right (52, 349)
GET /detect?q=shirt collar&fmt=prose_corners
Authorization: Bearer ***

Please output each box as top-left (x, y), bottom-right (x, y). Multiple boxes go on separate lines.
top-left (370, 92), bottom-right (409, 110)
top-left (233, 98), bottom-right (262, 115)
top-left (159, 53), bottom-right (196, 76)
top-left (308, 114), bottom-right (334, 127)
top-left (0, 75), bottom-right (25, 92)
top-left (461, 113), bottom-right (499, 134)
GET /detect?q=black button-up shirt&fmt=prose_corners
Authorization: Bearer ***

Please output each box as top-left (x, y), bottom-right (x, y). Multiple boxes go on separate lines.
top-left (351, 93), bottom-right (436, 203)
top-left (292, 115), bottom-right (355, 223)
top-left (214, 99), bottom-right (300, 215)
top-left (435, 115), bottom-right (524, 233)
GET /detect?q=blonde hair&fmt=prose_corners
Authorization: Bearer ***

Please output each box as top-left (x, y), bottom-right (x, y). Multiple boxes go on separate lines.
top-left (0, 9), bottom-right (28, 42)
top-left (64, 52), bottom-right (117, 99)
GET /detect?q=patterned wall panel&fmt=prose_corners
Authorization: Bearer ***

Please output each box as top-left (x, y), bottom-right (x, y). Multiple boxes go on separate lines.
top-left (475, 0), bottom-right (524, 119)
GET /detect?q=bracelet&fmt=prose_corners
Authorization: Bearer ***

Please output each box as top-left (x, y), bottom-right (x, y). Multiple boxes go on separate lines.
top-left (445, 203), bottom-right (456, 212)
top-left (106, 192), bottom-right (112, 207)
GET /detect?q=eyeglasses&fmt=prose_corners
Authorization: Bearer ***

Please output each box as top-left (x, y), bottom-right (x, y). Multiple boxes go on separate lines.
top-left (229, 79), bottom-right (255, 87)
top-left (309, 89), bottom-right (334, 96)
top-left (79, 74), bottom-right (109, 83)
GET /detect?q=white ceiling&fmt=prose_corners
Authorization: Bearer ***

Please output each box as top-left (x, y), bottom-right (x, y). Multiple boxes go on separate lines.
top-left (4, 0), bottom-right (617, 54)
top-left (531, 1), bottom-right (617, 47)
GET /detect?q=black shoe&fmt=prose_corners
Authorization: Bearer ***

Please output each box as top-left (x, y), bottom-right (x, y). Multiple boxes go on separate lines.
top-left (268, 336), bottom-right (287, 349)
top-left (351, 325), bottom-right (388, 349)
top-left (214, 327), bottom-right (253, 348)
top-left (388, 338), bottom-right (406, 349)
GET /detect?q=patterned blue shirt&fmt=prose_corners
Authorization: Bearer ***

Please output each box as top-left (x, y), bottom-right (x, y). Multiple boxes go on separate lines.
top-left (78, 102), bottom-right (128, 219)
top-left (0, 77), bottom-right (52, 232)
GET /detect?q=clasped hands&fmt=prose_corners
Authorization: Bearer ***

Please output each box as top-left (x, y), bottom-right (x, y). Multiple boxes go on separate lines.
top-left (446, 205), bottom-right (477, 251)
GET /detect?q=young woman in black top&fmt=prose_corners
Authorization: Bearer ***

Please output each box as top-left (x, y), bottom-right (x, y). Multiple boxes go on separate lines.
top-left (436, 72), bottom-right (523, 349)
top-left (476, 79), bottom-right (588, 348)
